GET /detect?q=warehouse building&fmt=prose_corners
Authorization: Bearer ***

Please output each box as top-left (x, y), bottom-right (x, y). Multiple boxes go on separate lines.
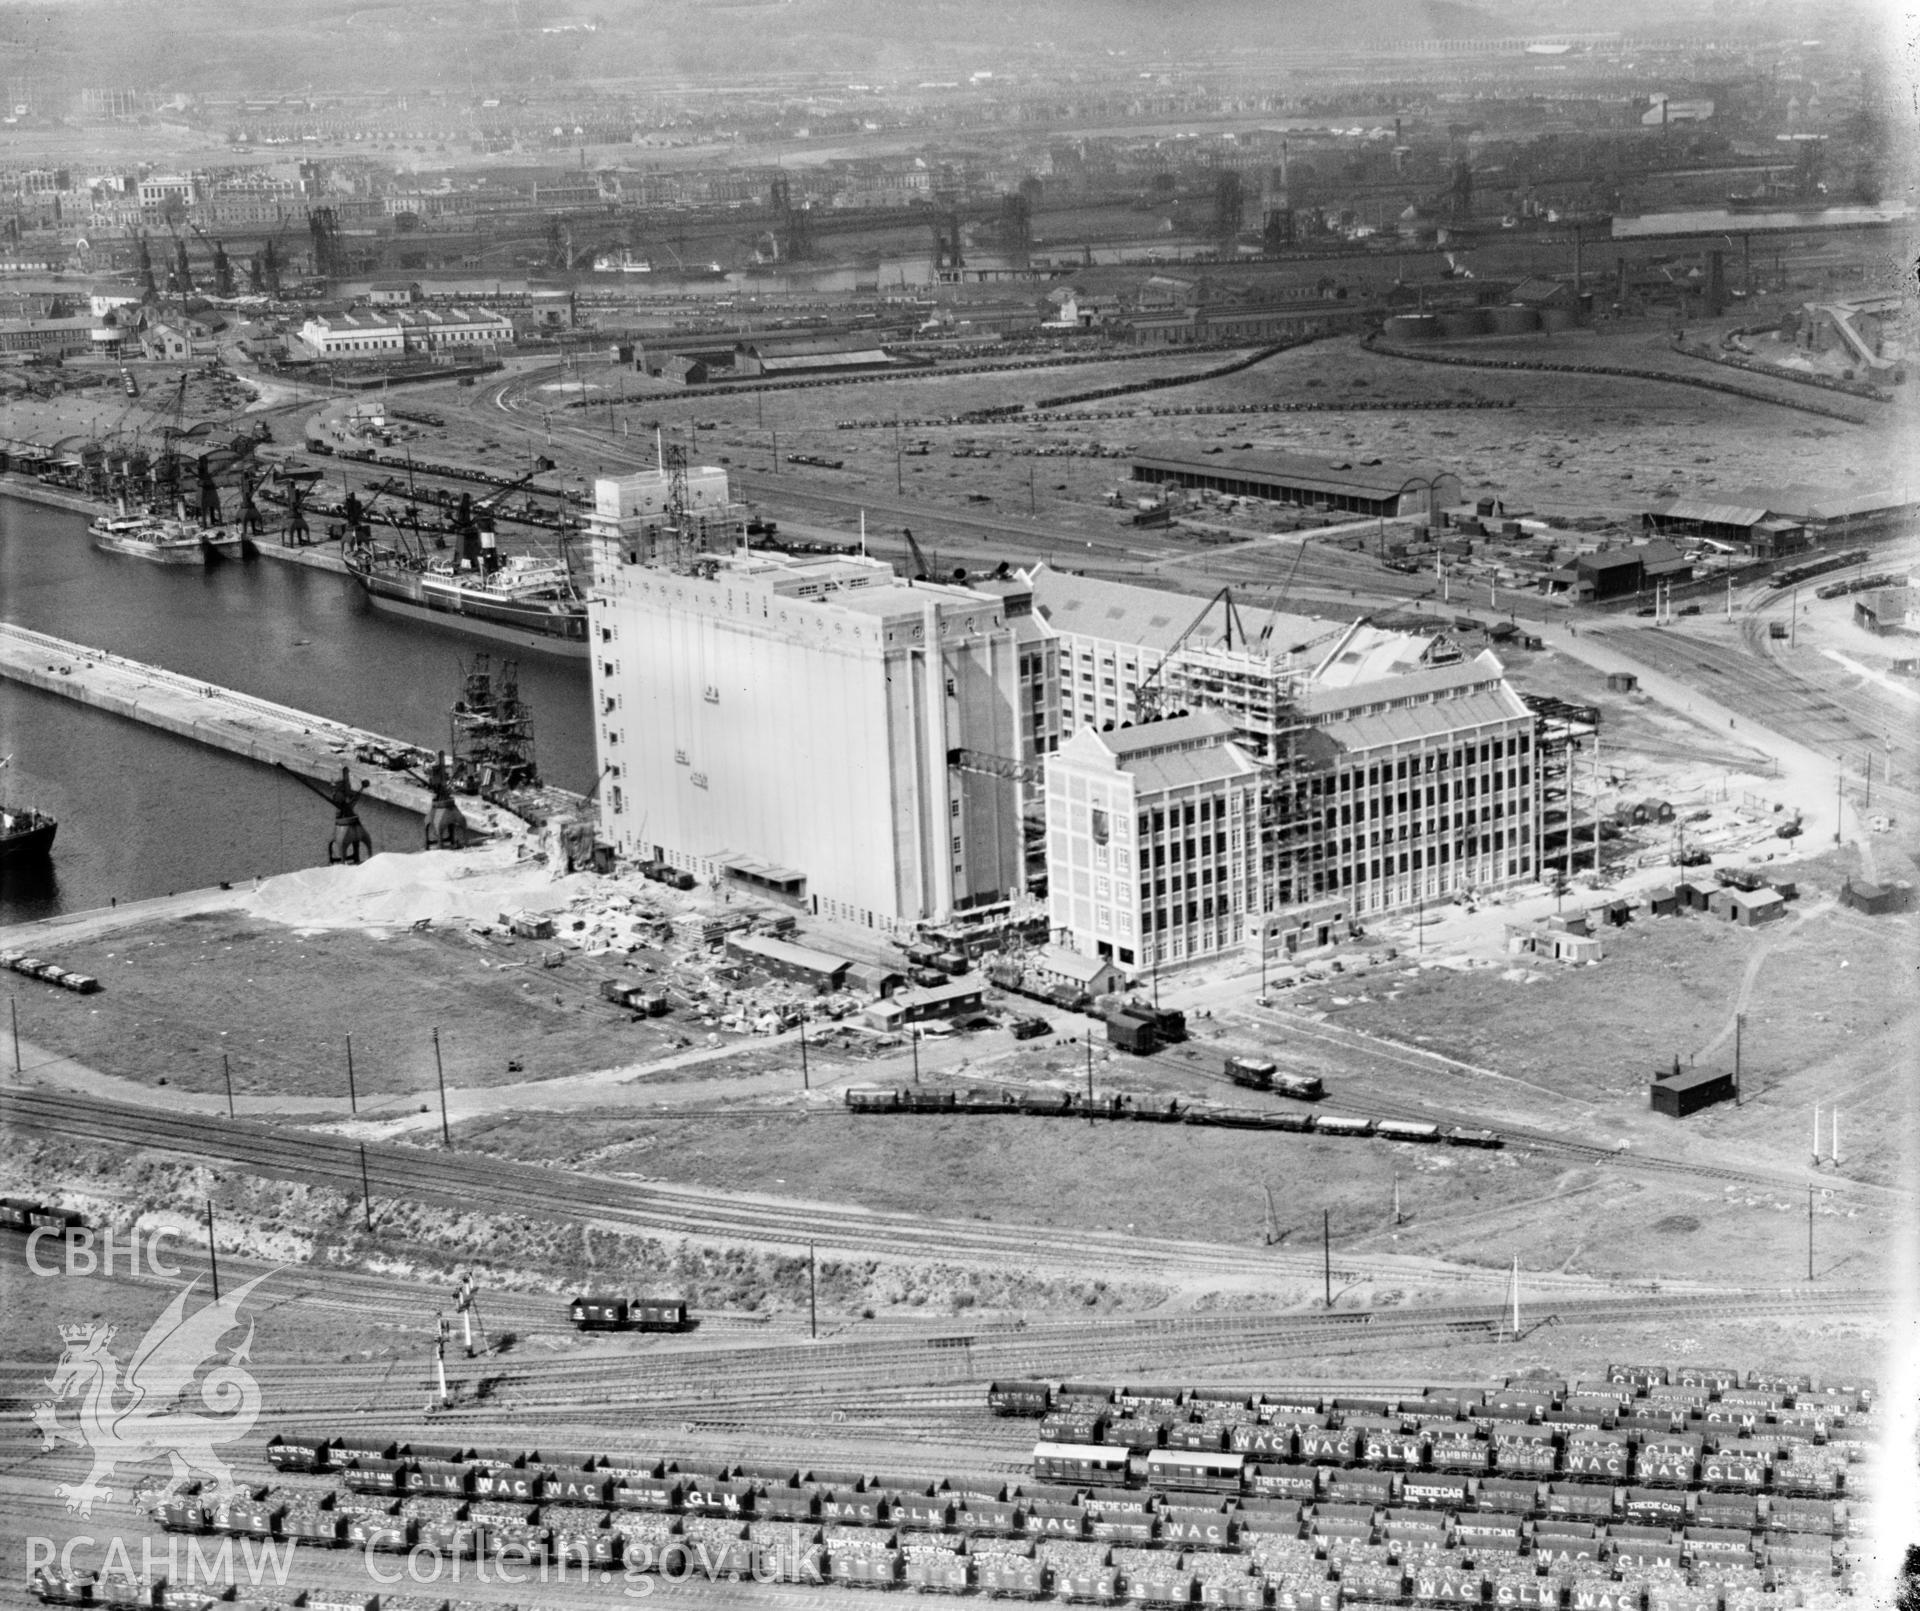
top-left (1640, 497), bottom-right (1813, 557)
top-left (1025, 567), bottom-right (1538, 968)
top-left (589, 509), bottom-right (1023, 933)
top-left (723, 932), bottom-right (850, 991)
top-left (298, 305), bottom-right (511, 357)
top-left (1130, 446), bottom-right (1463, 519)
top-left (732, 333), bottom-right (910, 377)
top-left (1046, 711), bottom-right (1264, 970)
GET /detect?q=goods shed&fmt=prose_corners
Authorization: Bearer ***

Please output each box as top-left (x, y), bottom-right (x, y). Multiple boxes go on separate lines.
top-left (1840, 878), bottom-right (1906, 915)
top-left (863, 976), bottom-right (987, 1030)
top-left (1642, 498), bottom-right (1810, 558)
top-left (1708, 886), bottom-right (1786, 927)
top-left (723, 932), bottom-right (850, 992)
top-left (732, 335), bottom-right (912, 378)
top-left (844, 961), bottom-right (905, 998)
top-left (1576, 550), bottom-right (1645, 602)
top-left (1032, 945), bottom-right (1124, 998)
top-left (1129, 446), bottom-right (1462, 520)
top-left (1650, 1066), bottom-right (1736, 1118)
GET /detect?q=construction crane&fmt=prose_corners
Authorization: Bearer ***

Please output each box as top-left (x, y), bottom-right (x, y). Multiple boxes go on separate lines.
top-left (1132, 586), bottom-right (1250, 725)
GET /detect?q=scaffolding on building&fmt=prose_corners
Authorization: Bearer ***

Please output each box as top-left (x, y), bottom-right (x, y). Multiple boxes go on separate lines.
top-left (1159, 640), bottom-right (1325, 913)
top-left (1524, 693), bottom-right (1601, 876)
top-left (450, 654), bottom-right (539, 794)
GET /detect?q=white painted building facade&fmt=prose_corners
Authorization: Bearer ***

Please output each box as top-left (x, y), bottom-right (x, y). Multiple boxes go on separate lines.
top-left (587, 532), bottom-right (1023, 932)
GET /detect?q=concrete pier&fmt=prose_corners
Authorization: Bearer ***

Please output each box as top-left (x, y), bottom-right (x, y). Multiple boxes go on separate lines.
top-left (0, 619), bottom-right (441, 816)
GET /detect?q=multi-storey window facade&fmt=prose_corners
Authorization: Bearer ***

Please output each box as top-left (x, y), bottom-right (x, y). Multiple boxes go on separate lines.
top-left (1047, 713), bottom-right (1262, 969)
top-left (1027, 565), bottom-right (1541, 973)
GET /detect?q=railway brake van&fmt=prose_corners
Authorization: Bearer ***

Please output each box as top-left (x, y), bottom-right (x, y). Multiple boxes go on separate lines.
top-left (1144, 1448), bottom-right (1246, 1494)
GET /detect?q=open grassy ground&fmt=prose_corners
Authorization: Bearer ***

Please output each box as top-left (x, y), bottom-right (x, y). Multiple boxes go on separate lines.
top-left (1289, 848), bottom-right (1918, 1191)
top-left (15, 913), bottom-right (730, 1098)
top-left (451, 323), bottom-right (1906, 543)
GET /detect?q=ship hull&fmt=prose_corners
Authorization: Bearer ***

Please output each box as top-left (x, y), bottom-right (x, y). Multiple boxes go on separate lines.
top-left (0, 811), bottom-right (57, 865)
top-left (92, 533), bottom-right (207, 564)
top-left (349, 564), bottom-right (590, 658)
top-left (363, 589), bottom-right (591, 659)
top-left (202, 531), bottom-right (248, 559)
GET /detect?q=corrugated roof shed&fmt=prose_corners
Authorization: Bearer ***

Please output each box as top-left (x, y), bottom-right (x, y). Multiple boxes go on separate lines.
top-left (1131, 443), bottom-right (1455, 504)
top-left (1648, 498), bottom-right (1771, 528)
top-left (724, 932), bottom-right (850, 974)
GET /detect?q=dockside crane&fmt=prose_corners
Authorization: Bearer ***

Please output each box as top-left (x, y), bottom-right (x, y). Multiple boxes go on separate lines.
top-left (189, 223), bottom-right (236, 298)
top-left (272, 762), bottom-right (375, 864)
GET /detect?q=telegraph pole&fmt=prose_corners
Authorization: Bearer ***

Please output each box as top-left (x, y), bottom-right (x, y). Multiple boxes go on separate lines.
top-left (359, 1143), bottom-right (374, 1232)
top-left (205, 1205), bottom-right (221, 1305)
top-left (433, 1027), bottom-right (451, 1147)
top-left (10, 997), bottom-right (18, 1073)
top-left (799, 1019), bottom-right (810, 1091)
top-left (346, 1033), bottom-right (357, 1114)
top-left (1733, 1013), bottom-right (1743, 1104)
top-left (1086, 1034), bottom-right (1095, 1123)
top-left (222, 1054), bottom-right (235, 1120)
top-left (808, 1241), bottom-right (818, 1340)
top-left (1807, 1185), bottom-right (1814, 1281)
top-left (1322, 1210), bottom-right (1332, 1308)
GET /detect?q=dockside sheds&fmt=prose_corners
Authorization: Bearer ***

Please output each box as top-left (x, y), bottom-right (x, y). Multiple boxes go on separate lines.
top-left (1130, 446), bottom-right (1463, 521)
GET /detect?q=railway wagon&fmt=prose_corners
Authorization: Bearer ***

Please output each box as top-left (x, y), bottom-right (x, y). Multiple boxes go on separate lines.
top-left (1, 1198), bottom-right (41, 1234)
top-left (989, 1381), bottom-right (1054, 1417)
top-left (568, 1295), bottom-right (692, 1331)
top-left (1273, 1072), bottom-right (1325, 1101)
top-left (1309, 1114), bottom-right (1374, 1139)
top-left (631, 1296), bottom-right (691, 1331)
top-left (570, 1295), bottom-right (630, 1330)
top-left (1375, 1120), bottom-right (1443, 1144)
top-left (1768, 549), bottom-right (1869, 591)
top-left (1031, 1441), bottom-right (1134, 1487)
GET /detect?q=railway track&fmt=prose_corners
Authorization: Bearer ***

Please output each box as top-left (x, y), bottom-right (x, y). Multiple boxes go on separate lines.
top-left (5, 1086), bottom-right (1668, 1290)
top-left (1205, 1012), bottom-right (1904, 1201)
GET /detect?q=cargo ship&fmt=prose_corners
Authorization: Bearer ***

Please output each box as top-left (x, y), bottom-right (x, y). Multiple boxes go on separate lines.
top-left (0, 803), bottom-right (57, 866)
top-left (89, 514), bottom-right (207, 565)
top-left (0, 757), bottom-right (57, 867)
top-left (344, 537), bottom-right (590, 658)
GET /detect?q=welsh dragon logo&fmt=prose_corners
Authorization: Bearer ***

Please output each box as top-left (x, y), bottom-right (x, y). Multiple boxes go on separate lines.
top-left (33, 1272), bottom-right (270, 1518)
